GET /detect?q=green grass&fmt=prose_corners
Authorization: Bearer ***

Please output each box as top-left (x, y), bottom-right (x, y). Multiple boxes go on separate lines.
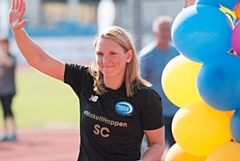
top-left (0, 68), bottom-right (79, 129)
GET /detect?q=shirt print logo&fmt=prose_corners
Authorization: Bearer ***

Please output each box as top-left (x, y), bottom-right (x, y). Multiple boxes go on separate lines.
top-left (115, 101), bottom-right (134, 116)
top-left (89, 95), bottom-right (99, 102)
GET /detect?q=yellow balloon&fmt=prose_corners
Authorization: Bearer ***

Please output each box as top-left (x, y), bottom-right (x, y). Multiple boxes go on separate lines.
top-left (162, 55), bottom-right (203, 107)
top-left (206, 142), bottom-right (240, 161)
top-left (172, 101), bottom-right (232, 156)
top-left (165, 143), bottom-right (206, 161)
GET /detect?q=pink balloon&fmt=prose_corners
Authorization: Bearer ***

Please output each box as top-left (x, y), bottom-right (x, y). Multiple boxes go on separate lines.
top-left (232, 22), bottom-right (240, 56)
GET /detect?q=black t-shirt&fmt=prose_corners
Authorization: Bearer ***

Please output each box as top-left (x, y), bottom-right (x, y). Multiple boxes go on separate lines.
top-left (64, 63), bottom-right (164, 161)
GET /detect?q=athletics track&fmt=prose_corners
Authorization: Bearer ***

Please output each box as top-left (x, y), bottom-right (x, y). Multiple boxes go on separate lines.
top-left (0, 128), bottom-right (80, 161)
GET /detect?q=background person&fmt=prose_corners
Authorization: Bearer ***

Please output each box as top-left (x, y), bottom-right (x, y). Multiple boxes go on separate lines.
top-left (138, 15), bottom-right (180, 159)
top-left (0, 36), bottom-right (17, 141)
top-left (9, 0), bottom-right (165, 160)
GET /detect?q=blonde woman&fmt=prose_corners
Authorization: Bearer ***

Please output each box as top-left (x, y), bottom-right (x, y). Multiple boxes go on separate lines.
top-left (9, 0), bottom-right (165, 160)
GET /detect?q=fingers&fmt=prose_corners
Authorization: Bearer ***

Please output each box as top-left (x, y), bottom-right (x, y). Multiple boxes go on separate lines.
top-left (11, 0), bottom-right (15, 9)
top-left (11, 0), bottom-right (25, 10)
top-left (20, 1), bottom-right (26, 13)
top-left (17, 0), bottom-right (21, 10)
top-left (10, 0), bottom-right (26, 17)
top-left (20, 19), bottom-right (29, 27)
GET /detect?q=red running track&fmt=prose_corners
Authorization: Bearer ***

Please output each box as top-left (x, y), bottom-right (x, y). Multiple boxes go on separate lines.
top-left (0, 128), bottom-right (80, 161)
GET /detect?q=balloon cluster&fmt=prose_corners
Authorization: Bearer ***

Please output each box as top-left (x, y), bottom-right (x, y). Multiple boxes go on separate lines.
top-left (162, 0), bottom-right (240, 160)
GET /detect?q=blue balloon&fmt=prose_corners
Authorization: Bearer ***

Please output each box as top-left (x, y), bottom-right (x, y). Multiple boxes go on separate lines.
top-left (197, 54), bottom-right (240, 111)
top-left (230, 108), bottom-right (240, 143)
top-left (218, 0), bottom-right (236, 11)
top-left (172, 5), bottom-right (232, 63)
top-left (196, 0), bottom-right (220, 8)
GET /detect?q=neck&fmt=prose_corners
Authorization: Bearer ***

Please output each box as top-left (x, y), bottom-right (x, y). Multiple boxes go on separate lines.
top-left (155, 41), bottom-right (169, 50)
top-left (104, 77), bottom-right (124, 90)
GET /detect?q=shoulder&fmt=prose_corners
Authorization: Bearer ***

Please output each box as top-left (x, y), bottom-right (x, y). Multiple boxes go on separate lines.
top-left (138, 42), bottom-right (156, 58)
top-left (64, 63), bottom-right (93, 83)
top-left (135, 85), bottom-right (160, 99)
top-left (65, 63), bottom-right (89, 73)
top-left (169, 42), bottom-right (179, 52)
top-left (9, 53), bottom-right (16, 60)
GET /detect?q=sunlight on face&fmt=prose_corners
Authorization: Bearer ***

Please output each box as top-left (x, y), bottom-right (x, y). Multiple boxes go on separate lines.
top-left (95, 38), bottom-right (129, 80)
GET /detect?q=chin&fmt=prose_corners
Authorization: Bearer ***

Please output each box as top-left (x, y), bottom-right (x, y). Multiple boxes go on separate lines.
top-left (103, 73), bottom-right (115, 78)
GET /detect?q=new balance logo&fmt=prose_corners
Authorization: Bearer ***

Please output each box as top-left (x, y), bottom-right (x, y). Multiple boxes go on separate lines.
top-left (89, 95), bottom-right (99, 102)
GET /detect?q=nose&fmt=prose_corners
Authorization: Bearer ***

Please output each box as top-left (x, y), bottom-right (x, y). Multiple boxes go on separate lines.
top-left (103, 55), bottom-right (110, 63)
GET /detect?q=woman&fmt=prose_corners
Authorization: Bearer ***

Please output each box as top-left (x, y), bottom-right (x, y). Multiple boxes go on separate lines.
top-left (0, 36), bottom-right (17, 141)
top-left (9, 0), bottom-right (165, 160)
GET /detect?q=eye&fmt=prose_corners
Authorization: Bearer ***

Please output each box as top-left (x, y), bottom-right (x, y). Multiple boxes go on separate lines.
top-left (96, 52), bottom-right (103, 56)
top-left (110, 51), bottom-right (117, 55)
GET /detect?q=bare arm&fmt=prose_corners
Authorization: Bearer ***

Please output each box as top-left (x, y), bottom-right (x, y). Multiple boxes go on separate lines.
top-left (141, 127), bottom-right (165, 161)
top-left (9, 0), bottom-right (65, 81)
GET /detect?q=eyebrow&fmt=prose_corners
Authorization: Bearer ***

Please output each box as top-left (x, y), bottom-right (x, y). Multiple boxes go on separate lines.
top-left (95, 51), bottom-right (103, 54)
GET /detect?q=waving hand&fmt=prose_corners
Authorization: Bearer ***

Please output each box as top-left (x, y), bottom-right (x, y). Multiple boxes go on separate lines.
top-left (8, 0), bottom-right (65, 81)
top-left (9, 0), bottom-right (29, 30)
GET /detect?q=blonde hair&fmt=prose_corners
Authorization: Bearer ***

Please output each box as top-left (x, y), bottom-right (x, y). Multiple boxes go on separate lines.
top-left (90, 26), bottom-right (151, 97)
top-left (152, 15), bottom-right (173, 32)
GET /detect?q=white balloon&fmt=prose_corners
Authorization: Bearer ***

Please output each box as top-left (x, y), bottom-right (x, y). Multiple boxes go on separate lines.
top-left (97, 0), bottom-right (116, 33)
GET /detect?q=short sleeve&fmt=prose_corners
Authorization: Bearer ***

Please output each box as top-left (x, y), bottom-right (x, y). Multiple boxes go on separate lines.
top-left (141, 89), bottom-right (164, 130)
top-left (64, 63), bottom-right (89, 95)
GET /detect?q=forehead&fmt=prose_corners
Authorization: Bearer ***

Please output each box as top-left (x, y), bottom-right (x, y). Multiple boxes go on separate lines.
top-left (96, 38), bottom-right (122, 50)
top-left (158, 21), bottom-right (171, 28)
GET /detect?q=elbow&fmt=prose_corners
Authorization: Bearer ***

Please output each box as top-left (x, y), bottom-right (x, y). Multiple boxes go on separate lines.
top-left (26, 59), bottom-right (36, 68)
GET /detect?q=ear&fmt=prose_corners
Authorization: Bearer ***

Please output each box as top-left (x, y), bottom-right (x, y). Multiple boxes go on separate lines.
top-left (126, 50), bottom-right (133, 63)
top-left (152, 30), bottom-right (159, 39)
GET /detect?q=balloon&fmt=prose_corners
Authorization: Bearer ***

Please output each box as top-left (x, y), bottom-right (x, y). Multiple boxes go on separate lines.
top-left (97, 0), bottom-right (116, 33)
top-left (226, 110), bottom-right (235, 118)
top-left (162, 55), bottom-right (203, 107)
top-left (218, 0), bottom-right (236, 11)
top-left (206, 142), bottom-right (240, 161)
top-left (234, 4), bottom-right (240, 19)
top-left (196, 0), bottom-right (219, 8)
top-left (172, 101), bottom-right (231, 156)
top-left (171, 5), bottom-right (232, 63)
top-left (232, 21), bottom-right (240, 56)
top-left (230, 108), bottom-right (240, 143)
top-left (197, 54), bottom-right (240, 111)
top-left (165, 143), bottom-right (206, 161)
top-left (220, 6), bottom-right (237, 27)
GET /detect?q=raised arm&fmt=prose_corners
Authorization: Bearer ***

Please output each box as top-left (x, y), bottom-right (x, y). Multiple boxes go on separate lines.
top-left (9, 0), bottom-right (65, 81)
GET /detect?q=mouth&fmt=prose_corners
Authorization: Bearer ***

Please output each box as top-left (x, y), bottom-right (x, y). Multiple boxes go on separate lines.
top-left (102, 65), bottom-right (114, 68)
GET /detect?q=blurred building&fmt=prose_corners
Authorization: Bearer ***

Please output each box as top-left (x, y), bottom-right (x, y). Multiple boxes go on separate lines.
top-left (5, 0), bottom-right (184, 37)
top-left (2, 0), bottom-right (184, 64)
